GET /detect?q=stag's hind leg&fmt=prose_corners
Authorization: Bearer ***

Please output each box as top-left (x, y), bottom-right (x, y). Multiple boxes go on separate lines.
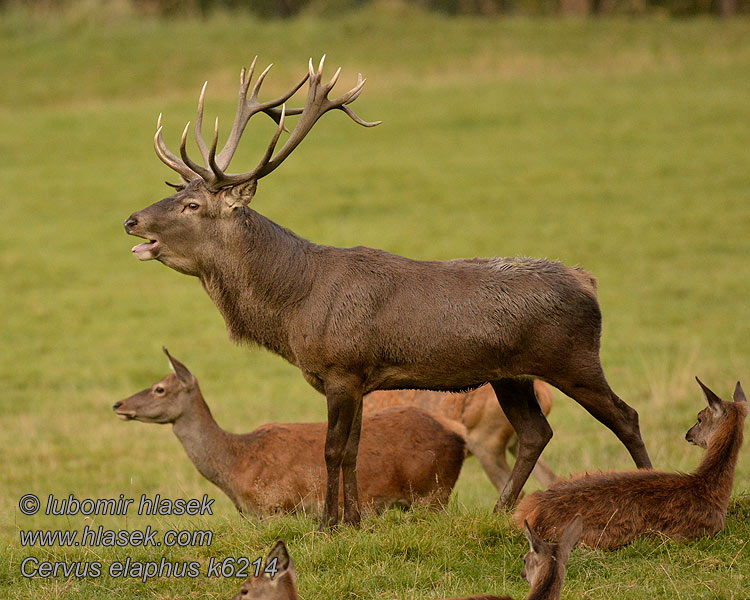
top-left (552, 364), bottom-right (651, 470)
top-left (491, 377), bottom-right (553, 511)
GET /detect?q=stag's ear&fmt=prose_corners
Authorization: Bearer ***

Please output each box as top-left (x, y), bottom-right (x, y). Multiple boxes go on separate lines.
top-left (265, 540), bottom-right (294, 581)
top-left (696, 377), bottom-right (723, 416)
top-left (163, 347), bottom-right (195, 388)
top-left (221, 180), bottom-right (258, 209)
top-left (524, 520), bottom-right (545, 555)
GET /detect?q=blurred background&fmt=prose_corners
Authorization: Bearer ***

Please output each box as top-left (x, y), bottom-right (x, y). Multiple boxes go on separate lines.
top-left (1, 2), bottom-right (748, 598)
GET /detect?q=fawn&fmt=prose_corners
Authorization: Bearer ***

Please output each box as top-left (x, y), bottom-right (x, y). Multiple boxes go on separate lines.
top-left (113, 349), bottom-right (466, 515)
top-left (364, 382), bottom-right (558, 493)
top-left (234, 517), bottom-right (581, 600)
top-left (514, 378), bottom-right (747, 550)
top-left (231, 541), bottom-right (296, 600)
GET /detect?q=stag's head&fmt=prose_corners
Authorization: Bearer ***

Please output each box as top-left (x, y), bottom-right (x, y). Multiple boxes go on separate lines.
top-left (124, 57), bottom-right (380, 276)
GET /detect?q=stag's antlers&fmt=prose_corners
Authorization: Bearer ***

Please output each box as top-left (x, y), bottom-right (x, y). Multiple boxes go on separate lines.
top-left (154, 56), bottom-right (381, 191)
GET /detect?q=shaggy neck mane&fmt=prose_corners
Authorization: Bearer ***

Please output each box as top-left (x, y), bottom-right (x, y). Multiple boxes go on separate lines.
top-left (694, 404), bottom-right (745, 509)
top-left (199, 209), bottom-right (315, 364)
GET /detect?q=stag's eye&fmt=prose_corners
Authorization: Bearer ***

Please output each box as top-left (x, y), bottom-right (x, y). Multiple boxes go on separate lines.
top-left (186, 202), bottom-right (200, 211)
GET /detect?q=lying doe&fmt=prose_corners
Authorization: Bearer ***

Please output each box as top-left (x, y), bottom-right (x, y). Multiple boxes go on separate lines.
top-left (231, 541), bottom-right (296, 600)
top-left (514, 378), bottom-right (747, 550)
top-left (113, 349), bottom-right (466, 515)
top-left (125, 56), bottom-right (652, 527)
top-left (364, 382), bottom-right (558, 492)
top-left (235, 518), bottom-right (581, 600)
top-left (443, 515), bottom-right (582, 600)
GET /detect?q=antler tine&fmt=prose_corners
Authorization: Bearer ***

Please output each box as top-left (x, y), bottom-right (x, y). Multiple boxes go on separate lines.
top-left (179, 121), bottom-right (214, 181)
top-left (154, 114), bottom-right (198, 183)
top-left (209, 106), bottom-right (287, 188)
top-left (215, 62), bottom-right (310, 171)
top-left (194, 81), bottom-right (210, 165)
top-left (255, 58), bottom-right (381, 178)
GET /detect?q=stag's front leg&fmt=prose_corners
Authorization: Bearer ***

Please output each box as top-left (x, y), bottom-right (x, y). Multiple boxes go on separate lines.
top-left (341, 400), bottom-right (363, 525)
top-left (321, 377), bottom-right (363, 530)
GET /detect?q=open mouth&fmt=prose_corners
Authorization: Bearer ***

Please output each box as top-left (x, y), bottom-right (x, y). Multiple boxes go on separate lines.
top-left (115, 411), bottom-right (137, 421)
top-left (131, 239), bottom-right (160, 261)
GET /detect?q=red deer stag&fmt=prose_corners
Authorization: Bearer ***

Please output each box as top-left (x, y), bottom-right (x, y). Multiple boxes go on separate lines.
top-left (514, 378), bottom-right (746, 550)
top-left (364, 382), bottom-right (559, 492)
top-left (124, 56), bottom-right (651, 528)
top-left (113, 349), bottom-right (466, 515)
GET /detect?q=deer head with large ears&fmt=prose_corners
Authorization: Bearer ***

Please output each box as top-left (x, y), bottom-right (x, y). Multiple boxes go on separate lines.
top-left (124, 56), bottom-right (380, 276)
top-left (686, 378), bottom-right (746, 448)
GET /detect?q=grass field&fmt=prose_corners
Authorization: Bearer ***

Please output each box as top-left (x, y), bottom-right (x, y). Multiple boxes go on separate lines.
top-left (1, 5), bottom-right (749, 599)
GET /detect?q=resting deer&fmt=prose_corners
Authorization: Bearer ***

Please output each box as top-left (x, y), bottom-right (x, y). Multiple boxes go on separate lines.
top-left (364, 382), bottom-right (558, 492)
top-left (232, 517), bottom-right (581, 600)
top-left (514, 378), bottom-right (747, 550)
top-left (113, 349), bottom-right (465, 515)
top-left (124, 55), bottom-right (651, 527)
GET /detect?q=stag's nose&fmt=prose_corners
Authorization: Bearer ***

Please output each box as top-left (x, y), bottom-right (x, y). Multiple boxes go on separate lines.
top-left (124, 216), bottom-right (138, 233)
top-left (112, 402), bottom-right (122, 410)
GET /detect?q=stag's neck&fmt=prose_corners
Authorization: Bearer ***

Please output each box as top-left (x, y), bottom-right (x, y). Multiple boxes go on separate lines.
top-left (200, 209), bottom-right (315, 365)
top-left (694, 406), bottom-right (745, 509)
top-left (171, 391), bottom-right (238, 491)
top-left (526, 563), bottom-right (563, 600)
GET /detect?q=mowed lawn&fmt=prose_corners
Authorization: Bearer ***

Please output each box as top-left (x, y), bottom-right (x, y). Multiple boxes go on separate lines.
top-left (1, 7), bottom-right (749, 599)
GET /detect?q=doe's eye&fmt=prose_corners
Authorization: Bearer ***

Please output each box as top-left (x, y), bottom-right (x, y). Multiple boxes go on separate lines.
top-left (154, 386), bottom-right (165, 394)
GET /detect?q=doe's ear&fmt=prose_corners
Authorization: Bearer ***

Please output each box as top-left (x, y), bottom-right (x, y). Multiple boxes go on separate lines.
top-left (162, 347), bottom-right (195, 388)
top-left (266, 540), bottom-right (294, 580)
top-left (695, 377), bottom-right (723, 415)
top-left (524, 520), bottom-right (545, 555)
top-left (557, 514), bottom-right (583, 563)
top-left (734, 381), bottom-right (746, 404)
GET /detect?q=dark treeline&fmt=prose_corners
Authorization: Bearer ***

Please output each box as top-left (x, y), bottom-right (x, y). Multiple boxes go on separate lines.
top-left (3, 0), bottom-right (747, 18)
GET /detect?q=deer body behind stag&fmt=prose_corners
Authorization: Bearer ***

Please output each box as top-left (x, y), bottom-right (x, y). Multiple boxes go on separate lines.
top-left (125, 57), bottom-right (651, 528)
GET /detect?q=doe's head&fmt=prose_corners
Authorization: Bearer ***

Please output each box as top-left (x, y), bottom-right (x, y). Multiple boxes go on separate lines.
top-left (232, 540), bottom-right (297, 600)
top-left (685, 378), bottom-right (746, 448)
top-left (112, 348), bottom-right (198, 424)
top-left (521, 514), bottom-right (582, 588)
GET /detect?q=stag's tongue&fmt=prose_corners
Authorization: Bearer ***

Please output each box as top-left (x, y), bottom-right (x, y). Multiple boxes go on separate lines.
top-left (131, 240), bottom-right (159, 260)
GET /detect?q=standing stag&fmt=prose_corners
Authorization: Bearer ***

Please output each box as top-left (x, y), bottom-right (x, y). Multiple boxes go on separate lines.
top-left (124, 56), bottom-right (652, 528)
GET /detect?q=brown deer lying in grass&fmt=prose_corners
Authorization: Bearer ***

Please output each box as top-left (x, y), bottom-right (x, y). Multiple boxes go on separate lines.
top-left (113, 349), bottom-right (466, 515)
top-left (124, 56), bottom-right (651, 527)
top-left (364, 382), bottom-right (558, 492)
top-left (443, 515), bottom-right (582, 600)
top-left (232, 517), bottom-right (581, 600)
top-left (514, 378), bottom-right (747, 550)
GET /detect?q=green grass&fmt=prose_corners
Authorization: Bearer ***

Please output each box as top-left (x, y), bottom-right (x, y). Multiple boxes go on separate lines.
top-left (1, 6), bottom-right (749, 599)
